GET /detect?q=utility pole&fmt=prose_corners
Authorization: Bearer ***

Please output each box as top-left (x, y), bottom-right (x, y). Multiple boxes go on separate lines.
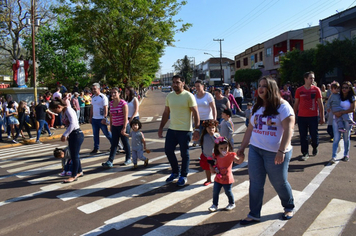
top-left (214, 39), bottom-right (224, 84)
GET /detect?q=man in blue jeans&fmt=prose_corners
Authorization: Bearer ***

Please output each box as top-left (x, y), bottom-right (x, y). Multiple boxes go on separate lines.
top-left (35, 99), bottom-right (55, 144)
top-left (158, 75), bottom-right (200, 187)
top-left (90, 83), bottom-right (112, 154)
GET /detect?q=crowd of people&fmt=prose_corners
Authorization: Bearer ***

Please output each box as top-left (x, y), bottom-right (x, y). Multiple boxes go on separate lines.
top-left (0, 73), bottom-right (355, 222)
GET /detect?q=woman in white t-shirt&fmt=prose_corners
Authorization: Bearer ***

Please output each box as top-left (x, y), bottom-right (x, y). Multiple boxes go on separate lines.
top-left (194, 80), bottom-right (216, 146)
top-left (125, 86), bottom-right (140, 123)
top-left (237, 76), bottom-right (295, 225)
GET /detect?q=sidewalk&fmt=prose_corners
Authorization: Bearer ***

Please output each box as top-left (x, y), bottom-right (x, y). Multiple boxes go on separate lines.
top-left (0, 123), bottom-right (94, 149)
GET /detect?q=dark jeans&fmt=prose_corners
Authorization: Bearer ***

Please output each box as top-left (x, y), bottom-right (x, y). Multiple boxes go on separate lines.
top-left (165, 129), bottom-right (192, 177)
top-left (109, 125), bottom-right (131, 163)
top-left (36, 119), bottom-right (51, 142)
top-left (55, 113), bottom-right (63, 126)
top-left (68, 129), bottom-right (84, 177)
top-left (297, 116), bottom-right (319, 154)
top-left (235, 97), bottom-right (243, 110)
top-left (79, 107), bottom-right (85, 124)
top-left (213, 182), bottom-right (234, 206)
top-left (84, 105), bottom-right (91, 123)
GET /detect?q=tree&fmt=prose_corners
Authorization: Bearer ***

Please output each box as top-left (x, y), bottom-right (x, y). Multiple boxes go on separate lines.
top-left (279, 49), bottom-right (316, 85)
top-left (23, 19), bottom-right (89, 89)
top-left (173, 55), bottom-right (194, 84)
top-left (0, 0), bottom-right (55, 70)
top-left (55, 0), bottom-right (191, 86)
top-left (234, 69), bottom-right (262, 97)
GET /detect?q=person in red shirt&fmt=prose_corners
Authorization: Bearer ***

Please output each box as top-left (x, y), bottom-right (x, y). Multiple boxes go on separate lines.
top-left (293, 71), bottom-right (324, 161)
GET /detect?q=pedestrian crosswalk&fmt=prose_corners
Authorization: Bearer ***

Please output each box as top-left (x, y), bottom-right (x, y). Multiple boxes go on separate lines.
top-left (0, 138), bottom-right (355, 236)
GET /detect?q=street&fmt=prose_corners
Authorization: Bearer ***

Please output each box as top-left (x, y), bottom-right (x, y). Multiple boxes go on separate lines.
top-left (0, 89), bottom-right (355, 236)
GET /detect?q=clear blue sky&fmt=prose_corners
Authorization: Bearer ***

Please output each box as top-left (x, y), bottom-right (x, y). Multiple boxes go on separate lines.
top-left (159, 0), bottom-right (356, 75)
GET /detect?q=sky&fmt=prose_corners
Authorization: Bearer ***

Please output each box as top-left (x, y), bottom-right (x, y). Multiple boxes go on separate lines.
top-left (159, 0), bottom-right (356, 75)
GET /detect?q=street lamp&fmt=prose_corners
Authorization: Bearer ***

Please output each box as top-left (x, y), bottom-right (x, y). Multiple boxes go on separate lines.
top-left (204, 52), bottom-right (214, 58)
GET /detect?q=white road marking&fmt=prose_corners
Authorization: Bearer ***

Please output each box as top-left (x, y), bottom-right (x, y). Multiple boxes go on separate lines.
top-left (57, 164), bottom-right (171, 201)
top-left (303, 199), bottom-right (356, 236)
top-left (143, 181), bottom-right (249, 236)
top-left (222, 190), bottom-right (302, 236)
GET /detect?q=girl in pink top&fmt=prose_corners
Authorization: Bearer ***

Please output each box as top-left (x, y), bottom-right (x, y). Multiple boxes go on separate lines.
top-left (102, 87), bottom-right (131, 168)
top-left (224, 86), bottom-right (241, 113)
top-left (208, 136), bottom-right (244, 212)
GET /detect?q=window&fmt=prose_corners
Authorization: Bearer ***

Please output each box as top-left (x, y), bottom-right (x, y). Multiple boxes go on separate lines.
top-left (255, 54), bottom-right (258, 62)
top-left (266, 48), bottom-right (272, 57)
top-left (259, 51), bottom-right (263, 61)
top-left (243, 57), bottom-right (248, 66)
top-left (236, 60), bottom-right (241, 68)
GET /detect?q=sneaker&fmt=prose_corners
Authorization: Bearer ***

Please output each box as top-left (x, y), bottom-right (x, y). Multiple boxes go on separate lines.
top-left (58, 171), bottom-right (66, 176)
top-left (132, 164), bottom-right (138, 169)
top-left (66, 171), bottom-right (72, 176)
top-left (12, 139), bottom-right (18, 143)
top-left (330, 138), bottom-right (333, 142)
top-left (102, 160), bottom-right (113, 168)
top-left (144, 159), bottom-right (149, 167)
top-left (7, 135), bottom-right (11, 139)
top-left (50, 127), bottom-right (56, 130)
top-left (300, 153), bottom-right (309, 161)
top-left (341, 156), bottom-right (349, 162)
top-left (176, 176), bottom-right (187, 187)
top-left (166, 173), bottom-right (179, 182)
top-left (36, 140), bottom-right (43, 144)
top-left (225, 203), bottom-right (236, 211)
top-left (338, 128), bottom-right (346, 133)
top-left (329, 158), bottom-right (336, 164)
top-left (124, 159), bottom-right (132, 166)
top-left (90, 149), bottom-right (99, 154)
top-left (48, 132), bottom-right (54, 137)
top-left (208, 204), bottom-right (218, 212)
top-left (312, 147), bottom-right (318, 156)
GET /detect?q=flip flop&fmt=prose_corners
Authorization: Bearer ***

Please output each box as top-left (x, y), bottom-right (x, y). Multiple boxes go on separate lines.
top-left (63, 178), bottom-right (78, 183)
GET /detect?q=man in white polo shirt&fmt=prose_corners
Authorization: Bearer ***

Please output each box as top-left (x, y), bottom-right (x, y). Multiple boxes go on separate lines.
top-left (90, 83), bottom-right (112, 154)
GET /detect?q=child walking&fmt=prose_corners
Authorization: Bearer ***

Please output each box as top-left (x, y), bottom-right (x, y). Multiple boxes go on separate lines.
top-left (220, 109), bottom-right (234, 147)
top-left (200, 119), bottom-right (220, 186)
top-left (326, 81), bottom-right (356, 132)
top-left (124, 119), bottom-right (149, 169)
top-left (245, 102), bottom-right (253, 127)
top-left (208, 136), bottom-right (244, 212)
top-left (53, 147), bottom-right (73, 176)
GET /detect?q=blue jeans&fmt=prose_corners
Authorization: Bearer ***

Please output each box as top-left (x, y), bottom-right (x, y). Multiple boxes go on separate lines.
top-left (247, 145), bottom-right (294, 220)
top-left (109, 125), bottom-right (131, 163)
top-left (79, 107), bottom-right (85, 124)
top-left (68, 129), bottom-right (84, 177)
top-left (165, 129), bottom-right (192, 177)
top-left (36, 119), bottom-right (51, 142)
top-left (332, 119), bottom-right (351, 159)
top-left (91, 118), bottom-right (112, 150)
top-left (213, 182), bottom-right (234, 206)
top-left (297, 116), bottom-right (319, 154)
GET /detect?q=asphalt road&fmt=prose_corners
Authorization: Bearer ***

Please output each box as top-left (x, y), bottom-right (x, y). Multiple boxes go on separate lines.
top-left (0, 89), bottom-right (355, 236)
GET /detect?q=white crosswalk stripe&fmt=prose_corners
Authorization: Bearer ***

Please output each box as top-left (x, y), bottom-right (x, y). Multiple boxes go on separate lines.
top-left (0, 120), bottom-right (355, 236)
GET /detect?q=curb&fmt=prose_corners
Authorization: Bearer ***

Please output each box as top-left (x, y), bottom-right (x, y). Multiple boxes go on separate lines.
top-left (0, 129), bottom-right (93, 149)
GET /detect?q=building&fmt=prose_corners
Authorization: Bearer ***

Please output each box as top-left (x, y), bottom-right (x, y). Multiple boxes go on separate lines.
top-left (234, 43), bottom-right (264, 71)
top-left (195, 57), bottom-right (235, 86)
top-left (320, 6), bottom-right (356, 44)
top-left (160, 72), bottom-right (175, 86)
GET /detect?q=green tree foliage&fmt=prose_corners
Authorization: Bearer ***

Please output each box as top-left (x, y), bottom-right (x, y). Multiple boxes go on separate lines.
top-left (55, 0), bottom-right (191, 87)
top-left (24, 19), bottom-right (89, 89)
top-left (173, 55), bottom-right (193, 84)
top-left (234, 69), bottom-right (262, 84)
top-left (279, 49), bottom-right (316, 85)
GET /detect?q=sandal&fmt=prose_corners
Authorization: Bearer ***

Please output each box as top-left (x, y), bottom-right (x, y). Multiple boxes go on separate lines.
top-left (63, 177), bottom-right (77, 183)
top-left (203, 181), bottom-right (211, 186)
top-left (76, 172), bottom-right (84, 178)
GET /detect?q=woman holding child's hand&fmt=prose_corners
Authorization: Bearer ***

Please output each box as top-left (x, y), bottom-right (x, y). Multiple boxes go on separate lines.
top-left (237, 76), bottom-right (295, 225)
